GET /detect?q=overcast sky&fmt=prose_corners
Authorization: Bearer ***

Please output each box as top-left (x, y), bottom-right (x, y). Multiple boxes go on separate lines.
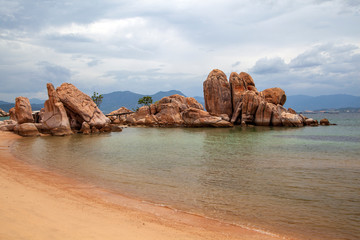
top-left (0, 0), bottom-right (359, 102)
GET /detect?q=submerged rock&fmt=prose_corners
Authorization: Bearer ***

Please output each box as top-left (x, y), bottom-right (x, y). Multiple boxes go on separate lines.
top-left (320, 118), bottom-right (330, 126)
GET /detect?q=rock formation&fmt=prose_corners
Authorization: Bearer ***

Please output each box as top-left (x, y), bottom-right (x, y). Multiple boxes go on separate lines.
top-left (260, 87), bottom-right (286, 106)
top-left (39, 83), bottom-right (73, 136)
top-left (56, 83), bottom-right (110, 128)
top-left (15, 97), bottom-right (34, 124)
top-left (203, 69), bottom-right (308, 127)
top-left (0, 108), bottom-right (9, 117)
top-left (109, 94), bottom-right (232, 128)
top-left (203, 69), bottom-right (232, 118)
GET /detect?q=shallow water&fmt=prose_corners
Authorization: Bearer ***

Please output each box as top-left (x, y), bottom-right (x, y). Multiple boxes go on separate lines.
top-left (12, 113), bottom-right (360, 240)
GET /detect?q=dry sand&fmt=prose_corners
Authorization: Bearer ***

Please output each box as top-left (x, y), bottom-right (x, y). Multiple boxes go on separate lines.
top-left (0, 131), bottom-right (285, 240)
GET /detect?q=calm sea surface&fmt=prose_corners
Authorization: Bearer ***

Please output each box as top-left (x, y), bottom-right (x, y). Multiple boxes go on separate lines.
top-left (12, 113), bottom-right (360, 240)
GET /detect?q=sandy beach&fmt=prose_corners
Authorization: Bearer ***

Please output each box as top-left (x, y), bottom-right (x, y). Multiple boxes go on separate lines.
top-left (0, 131), bottom-right (285, 240)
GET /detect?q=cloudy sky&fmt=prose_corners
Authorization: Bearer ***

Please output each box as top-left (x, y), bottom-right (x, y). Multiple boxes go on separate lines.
top-left (0, 0), bottom-right (359, 102)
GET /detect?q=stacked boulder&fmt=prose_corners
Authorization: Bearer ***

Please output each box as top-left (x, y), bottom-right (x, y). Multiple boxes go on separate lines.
top-left (109, 94), bottom-right (232, 127)
top-left (203, 69), bottom-right (306, 127)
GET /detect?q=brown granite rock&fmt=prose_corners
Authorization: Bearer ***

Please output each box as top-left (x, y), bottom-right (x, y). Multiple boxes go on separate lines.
top-left (229, 72), bottom-right (247, 110)
top-left (80, 122), bottom-right (91, 134)
top-left (16, 123), bottom-right (40, 137)
top-left (281, 112), bottom-right (304, 127)
top-left (108, 107), bottom-right (133, 124)
top-left (0, 120), bottom-right (17, 131)
top-left (15, 97), bottom-right (34, 124)
top-left (304, 118), bottom-right (319, 126)
top-left (241, 91), bottom-right (261, 124)
top-left (254, 101), bottom-right (275, 126)
top-left (9, 107), bottom-right (17, 121)
top-left (0, 108), bottom-right (9, 117)
top-left (288, 108), bottom-right (297, 114)
top-left (261, 87), bottom-right (286, 106)
top-left (271, 105), bottom-right (287, 126)
top-left (181, 108), bottom-right (232, 127)
top-left (320, 118), bottom-right (330, 126)
top-left (203, 69), bottom-right (232, 118)
top-left (40, 83), bottom-right (73, 136)
top-left (239, 72), bottom-right (257, 92)
top-left (56, 83), bottom-right (110, 128)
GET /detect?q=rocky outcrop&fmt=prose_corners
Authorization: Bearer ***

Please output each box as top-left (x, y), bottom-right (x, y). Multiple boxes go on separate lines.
top-left (56, 83), bottom-right (110, 129)
top-left (14, 123), bottom-right (40, 137)
top-left (239, 72), bottom-right (257, 92)
top-left (203, 69), bottom-right (308, 127)
top-left (9, 108), bottom-right (17, 121)
top-left (108, 107), bottom-right (133, 124)
top-left (320, 118), bottom-right (330, 126)
top-left (0, 120), bottom-right (17, 131)
top-left (15, 97), bottom-right (34, 124)
top-left (0, 108), bottom-right (9, 117)
top-left (203, 69), bottom-right (232, 118)
top-left (260, 87), bottom-right (286, 106)
top-left (40, 83), bottom-right (73, 136)
top-left (109, 94), bottom-right (232, 128)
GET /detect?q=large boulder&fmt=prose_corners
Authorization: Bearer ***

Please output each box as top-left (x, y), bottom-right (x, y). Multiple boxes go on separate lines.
top-left (203, 69), bottom-right (232, 118)
top-left (241, 91), bottom-right (262, 124)
top-left (229, 72), bottom-right (247, 110)
top-left (239, 72), bottom-right (257, 92)
top-left (254, 101), bottom-right (276, 126)
top-left (181, 108), bottom-right (232, 127)
top-left (56, 83), bottom-right (110, 128)
top-left (271, 105), bottom-right (287, 126)
top-left (15, 97), bottom-right (34, 124)
top-left (0, 120), bottom-right (17, 131)
top-left (261, 87), bottom-right (286, 106)
top-left (40, 83), bottom-right (73, 136)
top-left (9, 107), bottom-right (17, 121)
top-left (281, 112), bottom-right (304, 127)
top-left (15, 123), bottom-right (40, 137)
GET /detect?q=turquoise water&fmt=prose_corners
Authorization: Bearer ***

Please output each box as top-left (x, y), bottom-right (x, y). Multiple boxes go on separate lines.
top-left (12, 113), bottom-right (360, 240)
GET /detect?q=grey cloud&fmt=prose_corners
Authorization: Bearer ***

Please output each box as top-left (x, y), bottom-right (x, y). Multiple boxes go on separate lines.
top-left (250, 44), bottom-right (360, 95)
top-left (251, 57), bottom-right (288, 74)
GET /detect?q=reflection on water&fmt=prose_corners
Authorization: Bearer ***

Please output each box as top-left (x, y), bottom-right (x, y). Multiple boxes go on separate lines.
top-left (12, 113), bottom-right (360, 240)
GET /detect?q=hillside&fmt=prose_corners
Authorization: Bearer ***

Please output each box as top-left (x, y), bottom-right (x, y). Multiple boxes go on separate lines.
top-left (100, 90), bottom-right (185, 113)
top-left (284, 94), bottom-right (360, 111)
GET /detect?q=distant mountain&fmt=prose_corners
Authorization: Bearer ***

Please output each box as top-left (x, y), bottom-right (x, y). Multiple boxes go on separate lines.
top-left (0, 101), bottom-right (44, 112)
top-left (99, 90), bottom-right (185, 113)
top-left (29, 98), bottom-right (45, 104)
top-left (284, 94), bottom-right (360, 111)
top-left (193, 96), bottom-right (205, 107)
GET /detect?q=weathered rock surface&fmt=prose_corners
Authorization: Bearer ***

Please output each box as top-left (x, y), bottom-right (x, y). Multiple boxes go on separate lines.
top-left (240, 72), bottom-right (257, 92)
top-left (241, 91), bottom-right (261, 124)
top-left (261, 87), bottom-right (286, 106)
top-left (320, 118), bottom-right (330, 126)
top-left (0, 108), bottom-right (9, 117)
top-left (0, 120), bottom-right (17, 131)
top-left (56, 83), bottom-right (110, 128)
top-left (109, 94), bottom-right (232, 128)
top-left (15, 97), bottom-right (34, 124)
top-left (15, 123), bottom-right (40, 137)
top-left (203, 69), bottom-right (232, 118)
top-left (280, 112), bottom-right (304, 127)
top-left (254, 101), bottom-right (275, 126)
top-left (304, 118), bottom-right (319, 126)
top-left (40, 83), bottom-right (73, 136)
top-left (108, 107), bottom-right (133, 124)
top-left (229, 72), bottom-right (247, 110)
top-left (9, 107), bottom-right (17, 121)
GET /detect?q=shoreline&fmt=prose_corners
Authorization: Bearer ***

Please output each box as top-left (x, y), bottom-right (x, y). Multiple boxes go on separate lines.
top-left (0, 131), bottom-right (288, 240)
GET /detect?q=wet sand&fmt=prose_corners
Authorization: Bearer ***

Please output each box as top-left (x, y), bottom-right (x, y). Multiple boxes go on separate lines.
top-left (0, 131), bottom-right (285, 240)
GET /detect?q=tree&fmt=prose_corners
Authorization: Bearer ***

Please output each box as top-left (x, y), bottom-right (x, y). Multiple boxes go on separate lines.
top-left (138, 96), bottom-right (153, 113)
top-left (91, 92), bottom-right (103, 107)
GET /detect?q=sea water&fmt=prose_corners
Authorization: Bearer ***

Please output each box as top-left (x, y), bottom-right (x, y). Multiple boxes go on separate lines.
top-left (12, 113), bottom-right (360, 240)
